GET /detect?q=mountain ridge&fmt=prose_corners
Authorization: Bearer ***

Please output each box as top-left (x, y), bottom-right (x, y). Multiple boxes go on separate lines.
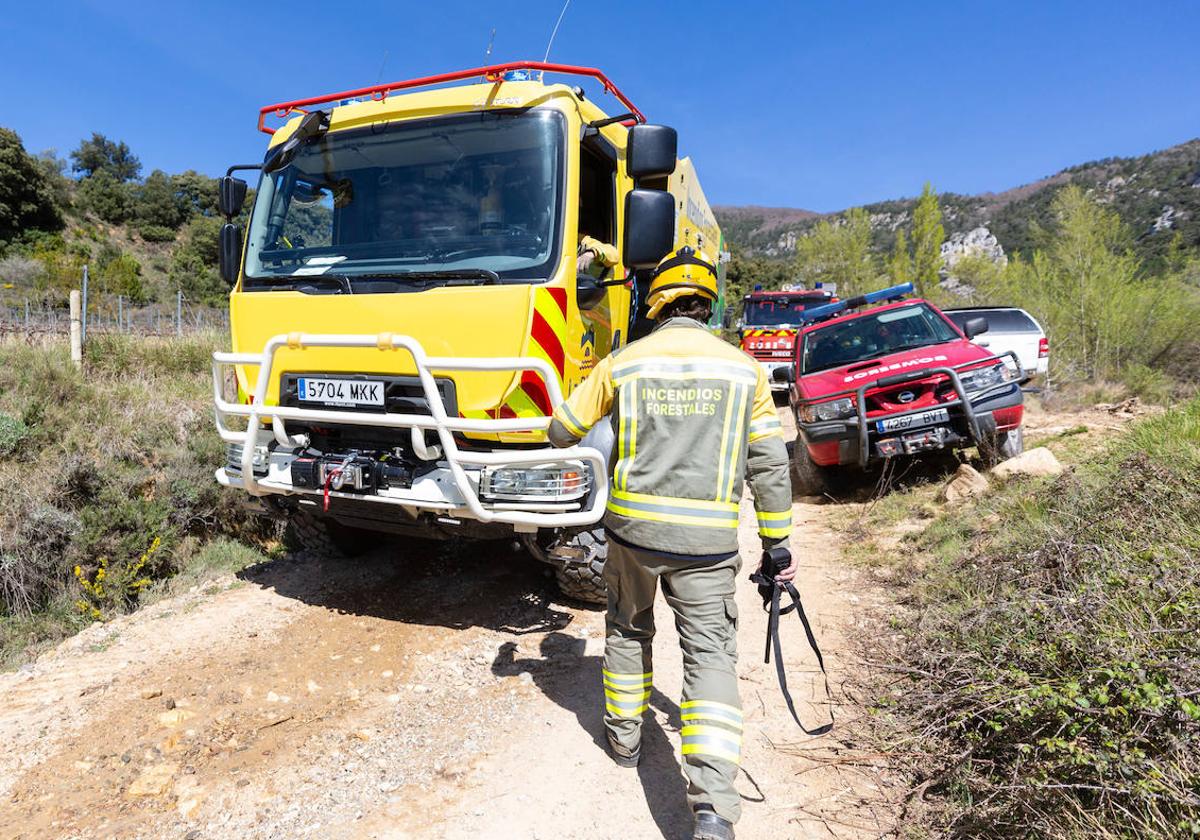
top-left (715, 138), bottom-right (1200, 269)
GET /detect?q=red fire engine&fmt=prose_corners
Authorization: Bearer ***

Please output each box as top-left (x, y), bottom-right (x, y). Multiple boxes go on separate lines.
top-left (739, 284), bottom-right (836, 390)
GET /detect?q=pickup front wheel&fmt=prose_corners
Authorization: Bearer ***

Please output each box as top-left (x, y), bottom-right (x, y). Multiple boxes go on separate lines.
top-left (791, 444), bottom-right (832, 498)
top-left (981, 426), bottom-right (1025, 468)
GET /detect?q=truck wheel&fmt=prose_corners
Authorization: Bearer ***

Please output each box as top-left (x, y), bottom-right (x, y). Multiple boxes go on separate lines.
top-left (981, 427), bottom-right (1024, 468)
top-left (791, 445), bottom-right (830, 498)
top-left (523, 528), bottom-right (608, 605)
top-left (287, 508), bottom-right (372, 558)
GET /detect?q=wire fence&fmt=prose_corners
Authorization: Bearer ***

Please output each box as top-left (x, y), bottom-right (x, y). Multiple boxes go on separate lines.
top-left (0, 295), bottom-right (228, 338)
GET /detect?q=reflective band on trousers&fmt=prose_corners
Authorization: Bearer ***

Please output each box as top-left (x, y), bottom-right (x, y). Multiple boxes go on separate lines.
top-left (680, 724), bottom-right (743, 766)
top-left (756, 509), bottom-right (793, 538)
top-left (603, 670), bottom-right (652, 717)
top-left (607, 489), bottom-right (739, 529)
top-left (680, 700), bottom-right (745, 730)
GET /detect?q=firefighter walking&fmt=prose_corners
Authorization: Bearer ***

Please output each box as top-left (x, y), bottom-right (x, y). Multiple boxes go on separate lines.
top-left (549, 246), bottom-right (795, 840)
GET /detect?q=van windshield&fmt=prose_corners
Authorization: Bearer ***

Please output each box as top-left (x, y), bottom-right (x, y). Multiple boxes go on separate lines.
top-left (242, 109), bottom-right (564, 288)
top-left (801, 303), bottom-right (960, 374)
top-left (744, 296), bottom-right (830, 326)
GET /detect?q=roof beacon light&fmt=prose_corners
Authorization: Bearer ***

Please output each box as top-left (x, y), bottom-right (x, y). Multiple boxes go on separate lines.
top-left (800, 282), bottom-right (915, 324)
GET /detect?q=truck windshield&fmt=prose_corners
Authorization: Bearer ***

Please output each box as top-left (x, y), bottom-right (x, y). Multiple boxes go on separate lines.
top-left (801, 303), bottom-right (960, 374)
top-left (242, 109), bottom-right (564, 288)
top-left (745, 297), bottom-right (828, 327)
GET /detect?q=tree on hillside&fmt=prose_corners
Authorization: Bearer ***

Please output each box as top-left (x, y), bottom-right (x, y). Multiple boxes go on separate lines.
top-left (995, 185), bottom-right (1194, 381)
top-left (135, 170), bottom-right (187, 229)
top-left (911, 182), bottom-right (944, 296)
top-left (0, 128), bottom-right (65, 245)
top-left (77, 169), bottom-right (132, 224)
top-left (171, 170), bottom-right (219, 218)
top-left (169, 216), bottom-right (225, 305)
top-left (70, 133), bottom-right (141, 182)
top-left (34, 150), bottom-right (73, 214)
top-left (887, 229), bottom-right (915, 287)
top-left (793, 207), bottom-right (880, 296)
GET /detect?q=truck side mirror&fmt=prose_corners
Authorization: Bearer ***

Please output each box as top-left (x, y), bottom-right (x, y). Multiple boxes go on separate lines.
top-left (218, 176), bottom-right (248, 219)
top-left (627, 125), bottom-right (677, 180)
top-left (219, 223), bottom-right (243, 286)
top-left (963, 316), bottom-right (989, 340)
top-left (772, 366), bottom-right (795, 384)
top-left (576, 274), bottom-right (607, 310)
top-left (623, 189), bottom-right (674, 269)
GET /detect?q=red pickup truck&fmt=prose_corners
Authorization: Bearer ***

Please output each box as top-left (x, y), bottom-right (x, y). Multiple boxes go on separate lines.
top-left (775, 289), bottom-right (1027, 495)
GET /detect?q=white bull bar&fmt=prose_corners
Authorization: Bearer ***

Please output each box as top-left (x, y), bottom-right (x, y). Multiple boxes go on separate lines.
top-left (211, 332), bottom-right (608, 528)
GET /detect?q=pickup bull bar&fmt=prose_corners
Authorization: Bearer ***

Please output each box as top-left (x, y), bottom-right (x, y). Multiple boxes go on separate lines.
top-left (211, 332), bottom-right (608, 529)
top-left (846, 350), bottom-right (1024, 467)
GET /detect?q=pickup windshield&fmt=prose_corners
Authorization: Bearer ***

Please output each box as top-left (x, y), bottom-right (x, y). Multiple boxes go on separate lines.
top-left (801, 303), bottom-right (960, 374)
top-left (242, 109), bottom-right (564, 289)
top-left (744, 296), bottom-right (829, 327)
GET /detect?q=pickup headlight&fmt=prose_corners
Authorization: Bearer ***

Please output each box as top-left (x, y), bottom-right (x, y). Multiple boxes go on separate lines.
top-left (960, 362), bottom-right (1014, 392)
top-left (798, 397), bottom-right (856, 423)
top-left (480, 463), bottom-right (592, 502)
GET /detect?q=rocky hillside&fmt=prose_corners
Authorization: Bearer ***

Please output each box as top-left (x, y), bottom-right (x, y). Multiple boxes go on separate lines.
top-left (717, 138), bottom-right (1200, 270)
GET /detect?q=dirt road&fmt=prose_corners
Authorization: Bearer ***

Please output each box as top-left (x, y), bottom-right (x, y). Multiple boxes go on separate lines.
top-left (0, 408), bottom-right (897, 840)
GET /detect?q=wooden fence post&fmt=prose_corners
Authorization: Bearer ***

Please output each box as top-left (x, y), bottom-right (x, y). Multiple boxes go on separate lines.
top-left (70, 290), bottom-right (82, 368)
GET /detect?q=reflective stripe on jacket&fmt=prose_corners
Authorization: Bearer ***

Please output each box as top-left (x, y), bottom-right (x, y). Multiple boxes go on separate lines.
top-left (549, 317), bottom-right (791, 555)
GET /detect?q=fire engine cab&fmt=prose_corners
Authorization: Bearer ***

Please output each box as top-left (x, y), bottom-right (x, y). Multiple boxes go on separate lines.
top-left (739, 284), bottom-right (836, 390)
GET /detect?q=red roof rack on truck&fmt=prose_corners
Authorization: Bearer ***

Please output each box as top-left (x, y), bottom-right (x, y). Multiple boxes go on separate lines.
top-left (257, 61), bottom-right (648, 134)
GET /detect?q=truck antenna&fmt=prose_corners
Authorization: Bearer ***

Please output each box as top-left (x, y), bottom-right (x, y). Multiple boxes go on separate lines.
top-left (375, 48), bottom-right (389, 84)
top-left (542, 0), bottom-right (572, 64)
top-left (485, 27), bottom-right (496, 63)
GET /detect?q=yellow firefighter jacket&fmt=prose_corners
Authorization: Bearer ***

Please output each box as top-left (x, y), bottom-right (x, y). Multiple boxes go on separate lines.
top-left (548, 317), bottom-right (792, 555)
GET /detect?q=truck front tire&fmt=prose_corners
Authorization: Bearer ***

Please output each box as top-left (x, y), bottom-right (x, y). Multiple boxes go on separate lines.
top-left (522, 527), bottom-right (608, 605)
top-left (287, 508), bottom-right (373, 558)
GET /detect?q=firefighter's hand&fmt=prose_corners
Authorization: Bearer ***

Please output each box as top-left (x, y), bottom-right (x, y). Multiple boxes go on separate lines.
top-left (774, 551), bottom-right (799, 583)
top-left (760, 542), bottom-right (798, 583)
top-left (576, 250), bottom-right (596, 274)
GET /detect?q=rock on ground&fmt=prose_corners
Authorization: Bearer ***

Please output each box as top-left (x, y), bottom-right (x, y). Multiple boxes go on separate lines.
top-left (940, 463), bottom-right (989, 503)
top-left (991, 446), bottom-right (1064, 479)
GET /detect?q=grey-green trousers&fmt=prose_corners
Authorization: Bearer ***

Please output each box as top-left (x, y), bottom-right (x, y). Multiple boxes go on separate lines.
top-left (602, 538), bottom-right (744, 823)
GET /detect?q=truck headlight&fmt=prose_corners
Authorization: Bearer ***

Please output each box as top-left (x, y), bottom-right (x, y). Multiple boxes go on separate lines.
top-left (799, 397), bottom-right (856, 423)
top-left (961, 362), bottom-right (1013, 393)
top-left (480, 463), bottom-right (592, 502)
top-left (226, 443), bottom-right (269, 475)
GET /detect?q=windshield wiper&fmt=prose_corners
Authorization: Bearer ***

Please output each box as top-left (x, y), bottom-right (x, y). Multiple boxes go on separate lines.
top-left (354, 269), bottom-right (501, 286)
top-left (247, 274), bottom-right (353, 294)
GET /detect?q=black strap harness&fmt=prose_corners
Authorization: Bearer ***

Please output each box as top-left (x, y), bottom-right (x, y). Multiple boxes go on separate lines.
top-left (748, 547), bottom-right (834, 736)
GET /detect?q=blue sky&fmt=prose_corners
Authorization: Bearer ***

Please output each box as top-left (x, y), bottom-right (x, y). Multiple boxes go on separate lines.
top-left (2, 0), bottom-right (1198, 212)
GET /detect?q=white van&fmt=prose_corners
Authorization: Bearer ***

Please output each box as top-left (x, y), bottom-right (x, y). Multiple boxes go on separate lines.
top-left (944, 307), bottom-right (1049, 377)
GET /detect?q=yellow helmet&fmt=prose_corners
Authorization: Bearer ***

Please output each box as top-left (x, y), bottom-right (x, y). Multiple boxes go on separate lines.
top-left (646, 246), bottom-right (719, 319)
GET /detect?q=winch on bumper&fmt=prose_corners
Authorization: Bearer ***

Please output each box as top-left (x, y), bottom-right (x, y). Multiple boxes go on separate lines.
top-left (796, 352), bottom-right (1027, 468)
top-left (212, 332), bottom-right (608, 533)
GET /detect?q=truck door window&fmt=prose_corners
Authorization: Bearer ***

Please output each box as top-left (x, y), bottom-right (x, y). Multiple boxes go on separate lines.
top-left (578, 142), bottom-right (616, 251)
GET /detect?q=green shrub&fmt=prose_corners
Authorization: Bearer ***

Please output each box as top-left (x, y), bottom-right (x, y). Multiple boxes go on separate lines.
top-left (0, 413), bottom-right (28, 457)
top-left (873, 400), bottom-right (1200, 837)
top-left (1121, 362), bottom-right (1173, 404)
top-left (137, 224), bottom-right (176, 243)
top-left (0, 338), bottom-right (276, 665)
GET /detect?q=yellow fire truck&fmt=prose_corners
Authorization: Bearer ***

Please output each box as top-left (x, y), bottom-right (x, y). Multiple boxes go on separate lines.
top-left (212, 62), bottom-right (726, 602)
